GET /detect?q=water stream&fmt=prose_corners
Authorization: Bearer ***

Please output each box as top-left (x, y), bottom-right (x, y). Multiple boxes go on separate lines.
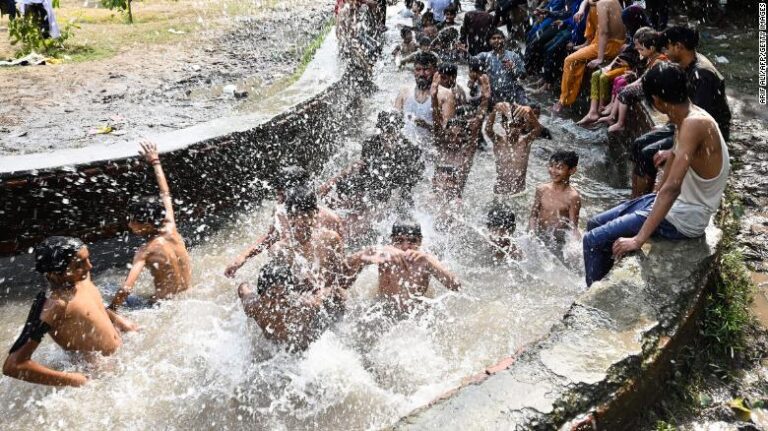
top-left (0, 4), bottom-right (631, 430)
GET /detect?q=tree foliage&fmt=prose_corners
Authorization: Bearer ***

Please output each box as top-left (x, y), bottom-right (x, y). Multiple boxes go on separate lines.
top-left (101, 0), bottom-right (133, 23)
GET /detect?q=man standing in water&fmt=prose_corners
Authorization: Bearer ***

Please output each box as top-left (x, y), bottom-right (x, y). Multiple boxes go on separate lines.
top-left (395, 52), bottom-right (456, 147)
top-left (4, 237), bottom-right (137, 387)
top-left (345, 221), bottom-right (461, 313)
top-left (474, 29), bottom-right (528, 106)
top-left (583, 63), bottom-right (730, 286)
top-left (109, 141), bottom-right (192, 310)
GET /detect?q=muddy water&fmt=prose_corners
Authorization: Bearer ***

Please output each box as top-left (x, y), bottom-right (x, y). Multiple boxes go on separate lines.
top-left (0, 5), bottom-right (631, 431)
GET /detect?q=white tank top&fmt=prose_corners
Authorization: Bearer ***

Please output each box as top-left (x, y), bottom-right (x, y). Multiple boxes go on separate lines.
top-left (403, 87), bottom-right (434, 148)
top-left (665, 111), bottom-right (730, 238)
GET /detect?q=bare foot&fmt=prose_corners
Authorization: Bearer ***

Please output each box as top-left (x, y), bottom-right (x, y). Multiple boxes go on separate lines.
top-left (607, 123), bottom-right (625, 133)
top-left (596, 115), bottom-right (615, 125)
top-left (576, 112), bottom-right (600, 126)
top-left (600, 105), bottom-right (612, 116)
top-left (551, 102), bottom-right (563, 114)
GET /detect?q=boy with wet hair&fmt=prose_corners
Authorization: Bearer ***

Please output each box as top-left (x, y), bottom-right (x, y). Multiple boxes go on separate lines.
top-left (437, 62), bottom-right (467, 106)
top-left (238, 260), bottom-right (337, 351)
top-left (487, 202), bottom-right (522, 260)
top-left (226, 165), bottom-right (343, 278)
top-left (4, 237), bottom-right (137, 387)
top-left (484, 102), bottom-right (543, 197)
top-left (345, 220), bottom-right (461, 313)
top-left (392, 27), bottom-right (418, 58)
top-left (399, 35), bottom-right (435, 67)
top-left (110, 140), bottom-right (192, 310)
top-left (529, 150), bottom-right (582, 252)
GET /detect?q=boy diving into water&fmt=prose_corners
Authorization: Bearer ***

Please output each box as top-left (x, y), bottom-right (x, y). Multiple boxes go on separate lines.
top-left (346, 221), bottom-right (460, 313)
top-left (4, 237), bottom-right (137, 387)
top-left (109, 140), bottom-right (192, 310)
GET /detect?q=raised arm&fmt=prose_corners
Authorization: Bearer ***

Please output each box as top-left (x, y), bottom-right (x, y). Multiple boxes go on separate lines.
top-left (139, 140), bottom-right (175, 226)
top-left (421, 253), bottom-right (461, 291)
top-left (224, 225), bottom-right (280, 278)
top-left (484, 106), bottom-right (502, 145)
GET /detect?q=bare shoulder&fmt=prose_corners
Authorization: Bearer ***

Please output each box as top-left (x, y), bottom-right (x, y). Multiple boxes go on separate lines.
top-left (536, 183), bottom-right (550, 194)
top-left (438, 86), bottom-right (454, 100)
top-left (40, 298), bottom-right (67, 324)
top-left (568, 186), bottom-right (582, 204)
top-left (315, 227), bottom-right (342, 246)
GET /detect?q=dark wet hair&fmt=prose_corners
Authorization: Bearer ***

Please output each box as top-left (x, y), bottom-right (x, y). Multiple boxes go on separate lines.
top-left (34, 236), bottom-right (85, 274)
top-left (468, 57), bottom-right (485, 73)
top-left (257, 260), bottom-right (297, 296)
top-left (128, 198), bottom-right (166, 227)
top-left (550, 150), bottom-right (579, 168)
top-left (284, 186), bottom-right (318, 215)
top-left (376, 110), bottom-right (405, 132)
top-left (474, 0), bottom-right (487, 10)
top-left (391, 220), bottom-right (422, 239)
top-left (412, 51), bottom-right (438, 67)
top-left (422, 11), bottom-right (435, 25)
top-left (400, 27), bottom-right (413, 39)
top-left (661, 26), bottom-right (699, 50)
top-left (488, 28), bottom-right (505, 41)
top-left (405, 0), bottom-right (414, 7)
top-left (417, 35), bottom-right (433, 47)
top-left (642, 62), bottom-right (689, 105)
top-left (445, 5), bottom-right (458, 15)
top-left (274, 165), bottom-right (310, 190)
top-left (633, 26), bottom-right (661, 50)
top-left (414, 0), bottom-right (424, 12)
top-left (487, 203), bottom-right (516, 231)
top-left (438, 62), bottom-right (457, 77)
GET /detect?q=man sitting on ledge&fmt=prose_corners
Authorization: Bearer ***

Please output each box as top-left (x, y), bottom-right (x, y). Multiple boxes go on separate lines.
top-left (582, 62), bottom-right (730, 287)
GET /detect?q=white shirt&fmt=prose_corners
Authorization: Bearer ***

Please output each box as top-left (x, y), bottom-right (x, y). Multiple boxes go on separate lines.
top-left (18, 0), bottom-right (60, 38)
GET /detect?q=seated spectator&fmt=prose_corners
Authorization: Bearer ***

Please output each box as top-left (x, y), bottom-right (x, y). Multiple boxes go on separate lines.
top-left (524, 0), bottom-right (581, 79)
top-left (583, 63), bottom-right (730, 286)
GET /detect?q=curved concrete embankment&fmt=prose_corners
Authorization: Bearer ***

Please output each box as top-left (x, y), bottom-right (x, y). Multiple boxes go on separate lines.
top-left (0, 31), bottom-right (358, 283)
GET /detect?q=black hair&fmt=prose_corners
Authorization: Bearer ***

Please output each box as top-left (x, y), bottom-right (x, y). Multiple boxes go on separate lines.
top-left (438, 62), bottom-right (458, 76)
top-left (474, 0), bottom-right (487, 10)
top-left (633, 26), bottom-right (661, 51)
top-left (128, 198), bottom-right (167, 227)
top-left (256, 260), bottom-right (297, 296)
top-left (391, 220), bottom-right (422, 239)
top-left (445, 4), bottom-right (458, 15)
top-left (642, 62), bottom-right (689, 105)
top-left (417, 35), bottom-right (433, 47)
top-left (487, 203), bottom-right (516, 231)
top-left (412, 51), bottom-right (438, 67)
top-left (284, 186), bottom-right (318, 215)
top-left (405, 0), bottom-right (414, 8)
top-left (488, 28), bottom-right (505, 41)
top-left (34, 236), bottom-right (85, 274)
top-left (422, 11), bottom-right (435, 24)
top-left (274, 165), bottom-right (310, 190)
top-left (661, 25), bottom-right (699, 50)
top-left (400, 27), bottom-right (413, 39)
top-left (549, 150), bottom-right (579, 168)
top-left (468, 56), bottom-right (485, 73)
top-left (414, 0), bottom-right (425, 12)
top-left (376, 110), bottom-right (405, 132)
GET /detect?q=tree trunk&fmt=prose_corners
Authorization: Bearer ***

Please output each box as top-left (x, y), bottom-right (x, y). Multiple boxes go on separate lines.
top-left (127, 0), bottom-right (133, 23)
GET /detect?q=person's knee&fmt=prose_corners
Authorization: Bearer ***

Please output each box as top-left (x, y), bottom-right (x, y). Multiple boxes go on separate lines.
top-left (586, 216), bottom-right (600, 232)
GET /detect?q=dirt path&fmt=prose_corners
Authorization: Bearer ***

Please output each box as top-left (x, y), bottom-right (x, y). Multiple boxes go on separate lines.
top-left (0, 0), bottom-right (334, 155)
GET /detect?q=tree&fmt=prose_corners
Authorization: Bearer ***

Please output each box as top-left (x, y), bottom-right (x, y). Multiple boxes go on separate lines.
top-left (102, 0), bottom-right (133, 24)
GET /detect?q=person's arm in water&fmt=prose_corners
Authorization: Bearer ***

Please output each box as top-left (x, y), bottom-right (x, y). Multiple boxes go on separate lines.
top-left (529, 186), bottom-right (544, 232)
top-left (110, 244), bottom-right (149, 310)
top-left (139, 140), bottom-right (176, 227)
top-left (406, 250), bottom-right (461, 291)
top-left (568, 190), bottom-right (582, 239)
top-left (106, 308), bottom-right (139, 332)
top-left (394, 86), bottom-right (407, 110)
top-left (612, 118), bottom-right (701, 258)
top-left (224, 225), bottom-right (281, 278)
top-left (3, 301), bottom-right (88, 387)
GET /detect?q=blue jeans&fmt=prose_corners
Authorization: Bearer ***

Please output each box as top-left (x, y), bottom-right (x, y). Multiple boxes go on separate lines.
top-left (583, 194), bottom-right (687, 286)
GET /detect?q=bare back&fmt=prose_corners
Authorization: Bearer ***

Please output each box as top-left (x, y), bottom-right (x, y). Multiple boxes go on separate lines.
top-left (493, 130), bottom-right (532, 195)
top-left (145, 229), bottom-right (192, 300)
top-left (598, 0), bottom-right (626, 41)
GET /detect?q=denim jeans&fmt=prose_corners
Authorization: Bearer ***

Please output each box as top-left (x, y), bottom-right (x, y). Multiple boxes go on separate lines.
top-left (583, 194), bottom-right (687, 286)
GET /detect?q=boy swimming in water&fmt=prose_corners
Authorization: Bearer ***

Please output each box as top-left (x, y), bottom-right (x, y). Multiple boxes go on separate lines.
top-left (4, 237), bottom-right (137, 387)
top-left (225, 166), bottom-right (343, 278)
top-left (528, 150), bottom-right (582, 253)
top-left (487, 203), bottom-right (522, 261)
top-left (238, 261), bottom-right (337, 351)
top-left (109, 140), bottom-right (192, 310)
top-left (346, 221), bottom-right (461, 313)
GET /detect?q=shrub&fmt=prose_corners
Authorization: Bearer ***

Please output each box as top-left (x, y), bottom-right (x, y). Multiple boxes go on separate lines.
top-left (8, 12), bottom-right (77, 58)
top-left (101, 0), bottom-right (134, 23)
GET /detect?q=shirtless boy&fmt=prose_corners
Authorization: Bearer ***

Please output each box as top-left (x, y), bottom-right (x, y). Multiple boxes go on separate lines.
top-left (4, 237), bottom-right (137, 387)
top-left (487, 202), bottom-right (522, 261)
top-left (109, 141), bottom-right (192, 310)
top-left (392, 27), bottom-right (418, 58)
top-left (528, 150), bottom-right (582, 251)
top-left (238, 261), bottom-right (337, 351)
top-left (484, 102), bottom-right (543, 196)
top-left (225, 166), bottom-right (343, 278)
top-left (346, 221), bottom-right (460, 313)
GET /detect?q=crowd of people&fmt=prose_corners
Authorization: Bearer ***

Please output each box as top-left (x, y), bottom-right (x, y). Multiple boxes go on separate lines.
top-left (4, 0), bottom-right (732, 388)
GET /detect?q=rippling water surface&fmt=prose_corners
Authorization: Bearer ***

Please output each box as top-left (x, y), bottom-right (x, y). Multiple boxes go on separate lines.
top-left (0, 4), bottom-right (631, 430)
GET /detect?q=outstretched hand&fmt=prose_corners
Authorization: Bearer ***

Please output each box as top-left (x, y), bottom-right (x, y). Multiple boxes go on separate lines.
top-left (139, 139), bottom-right (160, 165)
top-left (612, 236), bottom-right (643, 261)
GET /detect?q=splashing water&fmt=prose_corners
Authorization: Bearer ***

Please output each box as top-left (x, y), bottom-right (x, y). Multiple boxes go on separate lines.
top-left (0, 4), bottom-right (632, 430)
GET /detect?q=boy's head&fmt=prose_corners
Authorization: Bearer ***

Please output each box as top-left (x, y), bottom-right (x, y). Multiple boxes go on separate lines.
top-left (285, 186), bottom-right (318, 244)
top-left (391, 220), bottom-right (423, 251)
top-left (273, 166), bottom-right (310, 202)
top-left (413, 51), bottom-right (438, 89)
top-left (438, 62), bottom-right (458, 88)
top-left (404, 0), bottom-right (414, 9)
top-left (642, 62), bottom-right (689, 113)
top-left (488, 29), bottom-right (505, 50)
top-left (662, 26), bottom-right (699, 62)
top-left (444, 5), bottom-right (458, 23)
top-left (468, 57), bottom-right (485, 80)
top-left (376, 110), bottom-right (405, 136)
top-left (487, 203), bottom-right (516, 250)
top-left (128, 198), bottom-right (167, 236)
top-left (401, 27), bottom-right (414, 43)
top-left (633, 26), bottom-right (661, 59)
top-left (257, 260), bottom-right (298, 296)
top-left (412, 0), bottom-right (424, 13)
top-left (422, 11), bottom-right (436, 26)
top-left (35, 236), bottom-right (91, 286)
top-left (548, 150), bottom-right (579, 183)
top-left (417, 35), bottom-right (432, 51)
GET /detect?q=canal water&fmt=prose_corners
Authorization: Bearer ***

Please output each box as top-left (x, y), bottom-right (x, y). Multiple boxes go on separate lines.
top-left (0, 3), bottom-right (630, 430)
